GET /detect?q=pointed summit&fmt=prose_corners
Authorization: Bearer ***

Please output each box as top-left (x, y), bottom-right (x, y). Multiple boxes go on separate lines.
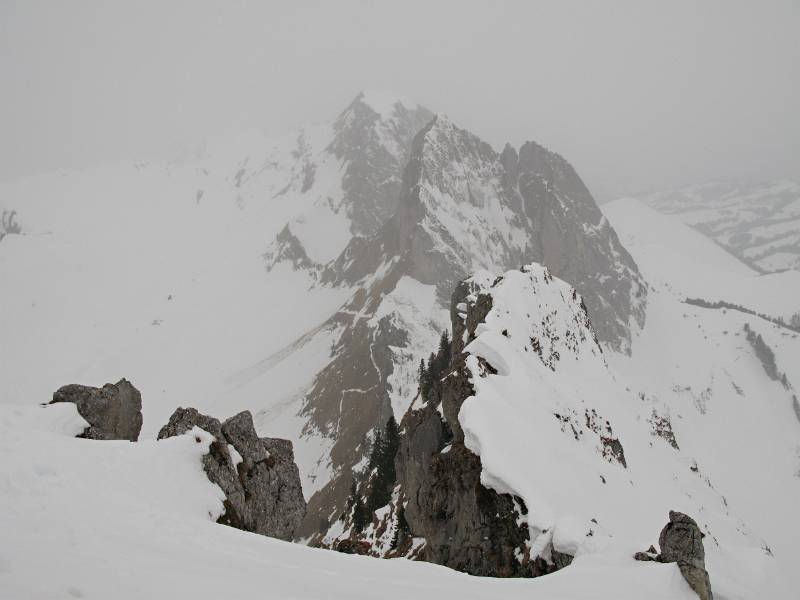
top-left (351, 90), bottom-right (424, 120)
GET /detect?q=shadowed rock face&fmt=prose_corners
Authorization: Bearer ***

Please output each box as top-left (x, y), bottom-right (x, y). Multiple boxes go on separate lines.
top-left (636, 511), bottom-right (713, 600)
top-left (327, 93), bottom-right (435, 237)
top-left (158, 408), bottom-right (306, 541)
top-left (326, 116), bottom-right (646, 351)
top-left (396, 405), bottom-right (552, 577)
top-left (50, 379), bottom-right (142, 441)
top-left (321, 271), bottom-right (578, 577)
top-left (387, 275), bottom-right (569, 577)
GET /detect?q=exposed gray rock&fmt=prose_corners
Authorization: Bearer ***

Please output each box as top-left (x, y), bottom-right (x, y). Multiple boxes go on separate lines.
top-left (400, 415), bottom-right (550, 577)
top-left (326, 115), bottom-right (646, 351)
top-left (636, 511), bottom-right (713, 600)
top-left (158, 407), bottom-right (306, 541)
top-left (264, 224), bottom-right (320, 272)
top-left (0, 209), bottom-right (22, 242)
top-left (50, 379), bottom-right (142, 441)
top-left (290, 105), bottom-right (647, 541)
top-left (325, 271), bottom-right (581, 578)
top-left (327, 92), bottom-right (435, 237)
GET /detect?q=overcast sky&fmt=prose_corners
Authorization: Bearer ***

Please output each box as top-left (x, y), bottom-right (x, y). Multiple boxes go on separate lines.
top-left (1, 0), bottom-right (798, 199)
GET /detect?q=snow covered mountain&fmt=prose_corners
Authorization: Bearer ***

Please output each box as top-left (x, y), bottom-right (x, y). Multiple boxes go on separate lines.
top-left (0, 402), bottom-right (704, 600)
top-left (263, 110), bottom-right (647, 538)
top-left (0, 91), bottom-right (646, 542)
top-left (322, 259), bottom-right (797, 597)
top-left (2, 92), bottom-right (798, 599)
top-left (640, 180), bottom-right (800, 273)
top-left (603, 197), bottom-right (800, 597)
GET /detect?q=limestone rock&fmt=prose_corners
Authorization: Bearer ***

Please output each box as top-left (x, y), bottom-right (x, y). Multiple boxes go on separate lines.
top-left (636, 511), bottom-right (713, 600)
top-left (659, 511), bottom-right (713, 600)
top-left (50, 379), bottom-right (142, 441)
top-left (158, 407), bottom-right (306, 541)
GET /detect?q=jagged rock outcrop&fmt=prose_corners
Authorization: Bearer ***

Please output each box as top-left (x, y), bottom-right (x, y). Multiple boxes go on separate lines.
top-left (49, 379), bottom-right (142, 441)
top-left (158, 407), bottom-right (306, 541)
top-left (324, 263), bottom-right (749, 580)
top-left (321, 266), bottom-right (614, 576)
top-left (394, 405), bottom-right (550, 577)
top-left (296, 109), bottom-right (646, 540)
top-left (264, 92), bottom-right (434, 269)
top-left (635, 511), bottom-right (713, 600)
top-left (324, 115), bottom-right (646, 350)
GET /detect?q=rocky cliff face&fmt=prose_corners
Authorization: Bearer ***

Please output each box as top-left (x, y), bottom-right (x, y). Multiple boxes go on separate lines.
top-left (158, 407), bottom-right (306, 541)
top-left (319, 265), bottom-right (605, 575)
top-left (263, 92), bottom-right (434, 268)
top-left (324, 115), bottom-right (646, 349)
top-left (319, 264), bottom-right (762, 580)
top-left (286, 109), bottom-right (647, 541)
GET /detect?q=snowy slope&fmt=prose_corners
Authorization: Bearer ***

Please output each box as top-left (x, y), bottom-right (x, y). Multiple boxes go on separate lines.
top-left (640, 180), bottom-right (800, 273)
top-left (459, 265), bottom-right (793, 598)
top-left (0, 92), bottom-right (433, 499)
top-left (323, 260), bottom-right (795, 597)
top-left (0, 158), bottom-right (351, 440)
top-left (602, 198), bottom-right (800, 596)
top-left (604, 198), bottom-right (800, 322)
top-left (0, 402), bottom-right (700, 600)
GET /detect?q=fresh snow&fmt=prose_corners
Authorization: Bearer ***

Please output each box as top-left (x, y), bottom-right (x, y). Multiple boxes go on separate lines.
top-left (371, 276), bottom-right (449, 418)
top-left (604, 198), bottom-right (800, 321)
top-left (456, 264), bottom-right (795, 598)
top-left (0, 402), bottom-right (704, 600)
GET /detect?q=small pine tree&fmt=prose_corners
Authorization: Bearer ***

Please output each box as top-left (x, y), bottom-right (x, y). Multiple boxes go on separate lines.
top-left (365, 416), bottom-right (402, 514)
top-left (390, 504), bottom-right (411, 550)
top-left (367, 430), bottom-right (384, 472)
top-left (384, 416), bottom-right (400, 484)
top-left (436, 330), bottom-right (451, 371)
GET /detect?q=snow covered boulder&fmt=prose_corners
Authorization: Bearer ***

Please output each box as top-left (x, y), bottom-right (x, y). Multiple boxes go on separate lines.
top-left (49, 378), bottom-right (143, 441)
top-left (158, 407), bottom-right (306, 541)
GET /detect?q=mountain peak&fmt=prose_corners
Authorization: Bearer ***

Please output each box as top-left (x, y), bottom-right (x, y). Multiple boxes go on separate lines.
top-left (352, 90), bottom-right (423, 120)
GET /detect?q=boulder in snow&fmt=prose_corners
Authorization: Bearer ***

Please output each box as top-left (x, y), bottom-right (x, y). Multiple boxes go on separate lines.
top-left (158, 407), bottom-right (306, 541)
top-left (49, 378), bottom-right (143, 441)
top-left (636, 511), bottom-right (713, 600)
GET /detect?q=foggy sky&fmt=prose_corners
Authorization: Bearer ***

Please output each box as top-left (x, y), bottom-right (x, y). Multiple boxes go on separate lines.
top-left (1, 0), bottom-right (798, 200)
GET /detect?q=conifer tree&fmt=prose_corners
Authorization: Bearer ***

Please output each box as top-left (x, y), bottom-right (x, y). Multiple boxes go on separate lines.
top-left (365, 416), bottom-right (401, 514)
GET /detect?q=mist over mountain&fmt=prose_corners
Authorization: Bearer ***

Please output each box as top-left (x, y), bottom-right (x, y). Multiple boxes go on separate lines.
top-left (0, 79), bottom-right (800, 599)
